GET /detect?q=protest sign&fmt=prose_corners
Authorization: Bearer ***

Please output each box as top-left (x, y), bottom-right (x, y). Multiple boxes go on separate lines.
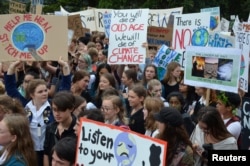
top-left (153, 45), bottom-right (182, 80)
top-left (76, 118), bottom-right (167, 166)
top-left (208, 31), bottom-right (235, 48)
top-left (68, 14), bottom-right (90, 39)
top-left (0, 14), bottom-right (68, 61)
top-left (172, 12), bottom-right (210, 68)
top-left (233, 15), bottom-right (243, 32)
top-left (201, 6), bottom-right (220, 31)
top-left (235, 31), bottom-right (250, 92)
top-left (220, 17), bottom-right (230, 32)
top-left (61, 7), bottom-right (97, 32)
top-left (108, 9), bottom-right (149, 64)
top-left (242, 22), bottom-right (250, 32)
top-left (103, 12), bottom-right (112, 38)
top-left (94, 9), bottom-right (113, 32)
top-left (240, 97), bottom-right (250, 150)
top-left (148, 7), bottom-right (183, 27)
top-left (184, 46), bottom-right (241, 93)
top-left (147, 26), bottom-right (173, 48)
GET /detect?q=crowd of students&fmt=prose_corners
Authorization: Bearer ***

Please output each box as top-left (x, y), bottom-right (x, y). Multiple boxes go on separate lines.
top-left (0, 32), bottom-right (245, 166)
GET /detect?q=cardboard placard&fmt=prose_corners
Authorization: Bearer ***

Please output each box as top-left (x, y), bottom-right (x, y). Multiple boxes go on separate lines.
top-left (0, 14), bottom-right (68, 61)
top-left (147, 26), bottom-right (173, 47)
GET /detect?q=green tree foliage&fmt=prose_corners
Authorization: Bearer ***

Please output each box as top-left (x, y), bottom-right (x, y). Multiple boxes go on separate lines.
top-left (0, 0), bottom-right (9, 14)
top-left (1, 0), bottom-right (249, 21)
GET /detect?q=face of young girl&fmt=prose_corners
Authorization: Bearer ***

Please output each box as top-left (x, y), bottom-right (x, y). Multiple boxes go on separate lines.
top-left (149, 85), bottom-right (162, 98)
top-left (101, 99), bottom-right (119, 123)
top-left (0, 120), bottom-right (15, 147)
top-left (128, 90), bottom-right (144, 108)
top-left (145, 66), bottom-right (156, 81)
top-left (171, 66), bottom-right (181, 78)
top-left (31, 84), bottom-right (48, 105)
top-left (77, 76), bottom-right (90, 91)
top-left (77, 58), bottom-right (87, 70)
top-left (99, 76), bottom-right (111, 90)
top-left (121, 73), bottom-right (131, 86)
top-left (168, 96), bottom-right (182, 111)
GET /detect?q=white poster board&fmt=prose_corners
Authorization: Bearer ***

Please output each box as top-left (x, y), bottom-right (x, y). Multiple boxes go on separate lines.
top-left (108, 9), bottom-right (149, 64)
top-left (148, 7), bottom-right (183, 27)
top-left (172, 12), bottom-right (210, 68)
top-left (184, 46), bottom-right (241, 93)
top-left (201, 6), bottom-right (220, 31)
top-left (76, 119), bottom-right (167, 166)
top-left (235, 31), bottom-right (250, 92)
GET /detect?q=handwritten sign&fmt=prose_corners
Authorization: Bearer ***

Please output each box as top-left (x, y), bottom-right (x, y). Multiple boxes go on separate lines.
top-left (172, 12), bottom-right (210, 68)
top-left (94, 9), bottom-right (113, 32)
top-left (201, 7), bottom-right (220, 31)
top-left (68, 14), bottom-right (90, 39)
top-left (61, 7), bottom-right (97, 32)
top-left (242, 22), bottom-right (250, 32)
top-left (76, 118), bottom-right (167, 166)
top-left (147, 26), bottom-right (173, 48)
top-left (235, 31), bottom-right (250, 92)
top-left (208, 31), bottom-right (235, 48)
top-left (221, 17), bottom-right (230, 32)
top-left (148, 7), bottom-right (183, 27)
top-left (0, 14), bottom-right (68, 61)
top-left (103, 12), bottom-right (112, 38)
top-left (240, 97), bottom-right (250, 150)
top-left (184, 46), bottom-right (241, 93)
top-left (153, 45), bottom-right (182, 80)
top-left (108, 9), bottom-right (149, 64)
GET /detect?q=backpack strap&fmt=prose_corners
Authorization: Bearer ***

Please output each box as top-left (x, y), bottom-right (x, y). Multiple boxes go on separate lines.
top-left (225, 116), bottom-right (240, 127)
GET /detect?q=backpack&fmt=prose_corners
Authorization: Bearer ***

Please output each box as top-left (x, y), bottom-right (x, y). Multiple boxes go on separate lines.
top-left (225, 116), bottom-right (242, 149)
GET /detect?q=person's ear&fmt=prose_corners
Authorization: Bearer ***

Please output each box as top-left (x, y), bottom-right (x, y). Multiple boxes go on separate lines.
top-left (11, 135), bottom-right (17, 143)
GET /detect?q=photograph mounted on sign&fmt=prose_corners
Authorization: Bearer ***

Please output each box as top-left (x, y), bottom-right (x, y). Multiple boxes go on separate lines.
top-left (0, 14), bottom-right (68, 61)
top-left (76, 118), bottom-right (167, 166)
top-left (185, 46), bottom-right (241, 93)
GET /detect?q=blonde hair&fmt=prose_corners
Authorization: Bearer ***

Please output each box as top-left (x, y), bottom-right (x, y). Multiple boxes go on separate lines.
top-left (102, 95), bottom-right (127, 125)
top-left (0, 81), bottom-right (5, 95)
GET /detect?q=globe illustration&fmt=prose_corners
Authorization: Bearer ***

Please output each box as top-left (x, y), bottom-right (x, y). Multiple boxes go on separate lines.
top-left (191, 28), bottom-right (209, 46)
top-left (12, 22), bottom-right (44, 52)
top-left (210, 16), bottom-right (218, 30)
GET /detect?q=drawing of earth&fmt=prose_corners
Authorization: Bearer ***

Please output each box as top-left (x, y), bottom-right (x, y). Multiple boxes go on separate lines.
top-left (191, 28), bottom-right (209, 46)
top-left (12, 22), bottom-right (44, 52)
top-left (210, 16), bottom-right (218, 30)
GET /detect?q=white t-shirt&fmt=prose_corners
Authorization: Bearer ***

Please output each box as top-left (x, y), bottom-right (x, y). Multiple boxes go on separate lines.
top-left (223, 118), bottom-right (241, 140)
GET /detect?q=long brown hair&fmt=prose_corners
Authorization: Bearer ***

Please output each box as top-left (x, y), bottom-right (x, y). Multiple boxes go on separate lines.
top-left (162, 61), bottom-right (181, 84)
top-left (144, 97), bottom-right (164, 130)
top-left (157, 124), bottom-right (193, 165)
top-left (2, 114), bottom-right (37, 166)
top-left (198, 106), bottom-right (232, 140)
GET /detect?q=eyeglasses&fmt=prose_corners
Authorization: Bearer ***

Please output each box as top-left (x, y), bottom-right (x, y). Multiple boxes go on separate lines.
top-left (23, 80), bottom-right (31, 84)
top-left (101, 107), bottom-right (114, 112)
